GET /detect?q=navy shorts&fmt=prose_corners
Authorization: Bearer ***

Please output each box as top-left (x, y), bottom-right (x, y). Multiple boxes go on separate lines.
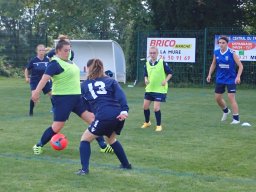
top-left (88, 118), bottom-right (125, 138)
top-left (51, 95), bottom-right (88, 121)
top-left (144, 92), bottom-right (167, 102)
top-left (215, 83), bottom-right (237, 94)
top-left (30, 80), bottom-right (52, 94)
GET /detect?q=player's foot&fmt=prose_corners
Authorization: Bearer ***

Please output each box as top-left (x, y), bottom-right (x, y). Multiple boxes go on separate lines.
top-left (29, 111), bottom-right (33, 116)
top-left (141, 121), bottom-right (151, 128)
top-left (221, 109), bottom-right (231, 121)
top-left (75, 169), bottom-right (89, 175)
top-left (120, 164), bottom-right (132, 170)
top-left (33, 145), bottom-right (43, 155)
top-left (155, 125), bottom-right (162, 132)
top-left (100, 144), bottom-right (114, 153)
top-left (230, 119), bottom-right (240, 125)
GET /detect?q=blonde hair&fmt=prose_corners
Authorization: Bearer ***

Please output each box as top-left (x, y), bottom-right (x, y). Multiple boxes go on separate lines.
top-left (87, 59), bottom-right (105, 80)
top-left (58, 34), bottom-right (69, 41)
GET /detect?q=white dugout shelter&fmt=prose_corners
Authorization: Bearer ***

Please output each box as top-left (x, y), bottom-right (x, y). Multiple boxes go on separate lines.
top-left (54, 40), bottom-right (126, 83)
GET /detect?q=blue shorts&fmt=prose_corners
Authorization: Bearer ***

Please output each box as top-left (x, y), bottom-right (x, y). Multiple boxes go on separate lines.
top-left (30, 80), bottom-right (52, 94)
top-left (51, 95), bottom-right (88, 121)
top-left (88, 118), bottom-right (125, 138)
top-left (144, 92), bottom-right (166, 102)
top-left (215, 83), bottom-right (237, 94)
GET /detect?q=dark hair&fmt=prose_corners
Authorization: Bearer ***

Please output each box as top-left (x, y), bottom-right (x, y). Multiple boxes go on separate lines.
top-left (55, 40), bottom-right (70, 52)
top-left (218, 36), bottom-right (229, 43)
top-left (87, 59), bottom-right (105, 80)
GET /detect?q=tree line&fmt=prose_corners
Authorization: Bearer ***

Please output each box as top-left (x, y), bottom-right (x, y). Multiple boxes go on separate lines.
top-left (0, 0), bottom-right (255, 79)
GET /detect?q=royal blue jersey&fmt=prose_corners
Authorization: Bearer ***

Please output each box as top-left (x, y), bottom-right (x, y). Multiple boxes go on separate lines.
top-left (214, 48), bottom-right (236, 84)
top-left (144, 59), bottom-right (172, 77)
top-left (26, 56), bottom-right (50, 82)
top-left (81, 77), bottom-right (129, 120)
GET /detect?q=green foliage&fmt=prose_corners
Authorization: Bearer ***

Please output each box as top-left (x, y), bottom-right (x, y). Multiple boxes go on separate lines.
top-left (1, 79), bottom-right (256, 191)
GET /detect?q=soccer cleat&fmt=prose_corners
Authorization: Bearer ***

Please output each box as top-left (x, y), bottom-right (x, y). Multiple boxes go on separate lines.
top-left (75, 169), bottom-right (89, 175)
top-left (221, 109), bottom-right (231, 121)
top-left (120, 164), bottom-right (132, 170)
top-left (29, 111), bottom-right (33, 116)
top-left (33, 145), bottom-right (43, 155)
top-left (155, 125), bottom-right (162, 132)
top-left (100, 144), bottom-right (114, 153)
top-left (230, 120), bottom-right (240, 125)
top-left (141, 121), bottom-right (151, 128)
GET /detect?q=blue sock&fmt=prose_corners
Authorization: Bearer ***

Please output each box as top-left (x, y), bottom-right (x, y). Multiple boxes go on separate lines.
top-left (223, 107), bottom-right (229, 113)
top-left (155, 110), bottom-right (161, 126)
top-left (111, 141), bottom-right (130, 167)
top-left (96, 136), bottom-right (107, 149)
top-left (80, 141), bottom-right (91, 171)
top-left (37, 127), bottom-right (56, 147)
top-left (144, 109), bottom-right (150, 123)
top-left (233, 114), bottom-right (239, 121)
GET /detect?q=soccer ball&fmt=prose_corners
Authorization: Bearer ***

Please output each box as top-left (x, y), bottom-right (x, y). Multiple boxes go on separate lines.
top-left (50, 133), bottom-right (68, 151)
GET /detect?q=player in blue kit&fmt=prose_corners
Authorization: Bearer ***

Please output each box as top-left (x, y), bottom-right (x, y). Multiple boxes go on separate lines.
top-left (207, 36), bottom-right (243, 124)
top-left (76, 58), bottom-right (131, 175)
top-left (31, 41), bottom-right (112, 155)
top-left (24, 44), bottom-right (52, 116)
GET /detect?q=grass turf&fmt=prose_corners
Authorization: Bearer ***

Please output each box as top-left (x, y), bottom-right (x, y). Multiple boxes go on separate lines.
top-left (0, 78), bottom-right (256, 192)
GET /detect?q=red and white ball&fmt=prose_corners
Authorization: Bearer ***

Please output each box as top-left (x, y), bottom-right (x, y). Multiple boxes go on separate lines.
top-left (50, 133), bottom-right (68, 151)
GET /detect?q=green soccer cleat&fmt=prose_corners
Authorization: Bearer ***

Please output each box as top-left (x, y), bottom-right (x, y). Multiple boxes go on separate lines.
top-left (155, 125), bottom-right (162, 132)
top-left (33, 145), bottom-right (43, 155)
top-left (100, 144), bottom-right (114, 153)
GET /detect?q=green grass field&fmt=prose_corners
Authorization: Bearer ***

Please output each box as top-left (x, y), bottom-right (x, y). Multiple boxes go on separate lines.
top-left (0, 78), bottom-right (256, 192)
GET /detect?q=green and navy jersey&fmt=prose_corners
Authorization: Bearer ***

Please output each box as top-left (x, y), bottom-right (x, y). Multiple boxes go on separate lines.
top-left (45, 58), bottom-right (80, 95)
top-left (144, 59), bottom-right (172, 93)
top-left (214, 48), bottom-right (237, 84)
top-left (81, 76), bottom-right (129, 120)
top-left (26, 56), bottom-right (49, 82)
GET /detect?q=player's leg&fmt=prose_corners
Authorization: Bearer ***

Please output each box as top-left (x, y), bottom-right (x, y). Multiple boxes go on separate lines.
top-left (107, 123), bottom-right (131, 169)
top-left (227, 84), bottom-right (240, 124)
top-left (141, 94), bottom-right (152, 128)
top-left (76, 129), bottom-right (97, 175)
top-left (215, 84), bottom-right (230, 121)
top-left (153, 101), bottom-right (162, 131)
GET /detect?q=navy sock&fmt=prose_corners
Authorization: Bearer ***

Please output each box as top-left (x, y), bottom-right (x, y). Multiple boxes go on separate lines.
top-left (37, 127), bottom-right (56, 147)
top-left (155, 110), bottom-right (161, 126)
top-left (144, 109), bottom-right (150, 123)
top-left (233, 114), bottom-right (239, 121)
top-left (80, 141), bottom-right (91, 171)
top-left (223, 107), bottom-right (229, 113)
top-left (96, 136), bottom-right (107, 149)
top-left (30, 99), bottom-right (34, 113)
top-left (111, 141), bottom-right (130, 167)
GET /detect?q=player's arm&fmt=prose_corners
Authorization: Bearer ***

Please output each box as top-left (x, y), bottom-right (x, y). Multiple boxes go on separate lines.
top-left (207, 55), bottom-right (216, 83)
top-left (144, 65), bottom-right (149, 85)
top-left (162, 62), bottom-right (173, 86)
top-left (233, 53), bottom-right (243, 84)
top-left (24, 68), bottom-right (30, 83)
top-left (113, 81), bottom-right (129, 121)
top-left (31, 74), bottom-right (51, 102)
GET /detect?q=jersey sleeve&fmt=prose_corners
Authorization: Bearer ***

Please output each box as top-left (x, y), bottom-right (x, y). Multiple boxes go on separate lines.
top-left (163, 62), bottom-right (173, 75)
top-left (44, 60), bottom-right (64, 76)
top-left (26, 58), bottom-right (34, 70)
top-left (144, 64), bottom-right (148, 77)
top-left (112, 81), bottom-right (129, 112)
top-left (47, 49), bottom-right (55, 59)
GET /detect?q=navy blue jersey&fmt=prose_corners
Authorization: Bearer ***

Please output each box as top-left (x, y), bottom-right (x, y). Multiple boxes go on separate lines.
top-left (26, 56), bottom-right (50, 82)
top-left (47, 49), bottom-right (74, 61)
top-left (81, 77), bottom-right (129, 120)
top-left (144, 59), bottom-right (172, 77)
top-left (214, 48), bottom-right (236, 84)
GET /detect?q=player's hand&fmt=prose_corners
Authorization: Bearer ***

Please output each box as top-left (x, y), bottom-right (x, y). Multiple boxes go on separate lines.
top-left (235, 76), bottom-right (241, 84)
top-left (31, 91), bottom-right (40, 103)
top-left (25, 77), bottom-right (30, 83)
top-left (161, 80), bottom-right (167, 86)
top-left (117, 111), bottom-right (128, 121)
top-left (145, 79), bottom-right (149, 85)
top-left (206, 75), bottom-right (211, 83)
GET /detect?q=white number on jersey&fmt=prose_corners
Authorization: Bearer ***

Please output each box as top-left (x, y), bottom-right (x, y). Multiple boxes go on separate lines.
top-left (88, 81), bottom-right (107, 99)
